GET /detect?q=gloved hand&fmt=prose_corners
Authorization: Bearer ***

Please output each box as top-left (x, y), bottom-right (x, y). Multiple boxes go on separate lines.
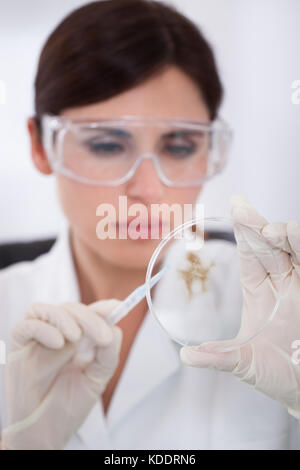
top-left (1, 299), bottom-right (123, 450)
top-left (180, 195), bottom-right (300, 419)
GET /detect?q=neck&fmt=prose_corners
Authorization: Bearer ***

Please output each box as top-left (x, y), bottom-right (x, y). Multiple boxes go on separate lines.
top-left (69, 230), bottom-right (148, 306)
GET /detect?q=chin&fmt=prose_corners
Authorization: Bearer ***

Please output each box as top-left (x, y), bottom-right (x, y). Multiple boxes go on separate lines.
top-left (95, 238), bottom-right (161, 270)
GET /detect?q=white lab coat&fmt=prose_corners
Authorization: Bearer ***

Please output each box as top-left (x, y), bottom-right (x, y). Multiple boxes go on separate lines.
top-left (0, 225), bottom-right (299, 450)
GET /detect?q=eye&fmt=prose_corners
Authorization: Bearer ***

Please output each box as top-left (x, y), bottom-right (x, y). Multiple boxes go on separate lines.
top-left (163, 139), bottom-right (197, 159)
top-left (83, 139), bottom-right (125, 156)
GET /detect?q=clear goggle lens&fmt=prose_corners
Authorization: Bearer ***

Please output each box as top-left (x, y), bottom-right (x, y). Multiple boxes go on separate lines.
top-left (43, 116), bottom-right (232, 186)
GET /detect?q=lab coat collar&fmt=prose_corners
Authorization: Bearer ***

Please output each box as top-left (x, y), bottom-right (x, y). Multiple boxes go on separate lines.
top-left (44, 222), bottom-right (80, 305)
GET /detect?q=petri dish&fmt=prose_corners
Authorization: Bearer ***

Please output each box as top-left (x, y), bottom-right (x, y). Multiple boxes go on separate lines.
top-left (145, 217), bottom-right (283, 352)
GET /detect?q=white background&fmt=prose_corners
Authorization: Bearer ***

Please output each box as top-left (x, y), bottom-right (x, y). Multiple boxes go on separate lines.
top-left (0, 0), bottom-right (299, 242)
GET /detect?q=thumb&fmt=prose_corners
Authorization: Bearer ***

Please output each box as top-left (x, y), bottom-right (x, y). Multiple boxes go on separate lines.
top-left (230, 194), bottom-right (276, 288)
top-left (88, 298), bottom-right (122, 317)
top-left (84, 326), bottom-right (123, 393)
top-left (180, 341), bottom-right (240, 372)
top-left (230, 194), bottom-right (268, 229)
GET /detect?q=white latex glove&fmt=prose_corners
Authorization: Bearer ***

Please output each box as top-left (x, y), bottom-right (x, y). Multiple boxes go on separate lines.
top-left (1, 299), bottom-right (123, 450)
top-left (180, 195), bottom-right (300, 419)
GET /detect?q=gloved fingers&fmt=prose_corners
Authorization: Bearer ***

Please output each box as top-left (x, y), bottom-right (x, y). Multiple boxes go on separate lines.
top-left (262, 222), bottom-right (291, 252)
top-left (287, 221), bottom-right (300, 273)
top-left (258, 220), bottom-right (300, 268)
top-left (180, 340), bottom-right (240, 373)
top-left (72, 336), bottom-right (96, 368)
top-left (230, 194), bottom-right (268, 229)
top-left (260, 222), bottom-right (292, 277)
top-left (230, 195), bottom-right (282, 285)
top-left (88, 298), bottom-right (122, 318)
top-left (71, 300), bottom-right (122, 367)
top-left (25, 302), bottom-right (82, 343)
top-left (84, 326), bottom-right (122, 388)
top-left (62, 302), bottom-right (113, 347)
top-left (10, 319), bottom-right (65, 349)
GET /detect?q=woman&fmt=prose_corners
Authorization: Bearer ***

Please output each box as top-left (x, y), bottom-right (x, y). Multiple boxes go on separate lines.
top-left (1, 0), bottom-right (300, 450)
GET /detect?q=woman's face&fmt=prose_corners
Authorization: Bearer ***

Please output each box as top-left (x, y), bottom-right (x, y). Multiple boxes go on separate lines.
top-left (31, 66), bottom-right (210, 270)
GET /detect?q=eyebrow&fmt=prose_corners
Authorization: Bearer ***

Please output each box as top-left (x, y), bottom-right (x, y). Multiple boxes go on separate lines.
top-left (161, 130), bottom-right (205, 139)
top-left (85, 128), bottom-right (133, 139)
top-left (83, 128), bottom-right (205, 139)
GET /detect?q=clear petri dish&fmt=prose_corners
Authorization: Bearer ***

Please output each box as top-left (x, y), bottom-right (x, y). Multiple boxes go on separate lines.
top-left (145, 217), bottom-right (283, 352)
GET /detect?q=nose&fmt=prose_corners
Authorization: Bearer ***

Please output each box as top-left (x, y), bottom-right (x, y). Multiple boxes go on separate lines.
top-left (126, 154), bottom-right (164, 204)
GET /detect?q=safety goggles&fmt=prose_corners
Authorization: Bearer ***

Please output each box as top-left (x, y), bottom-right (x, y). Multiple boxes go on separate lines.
top-left (41, 114), bottom-right (233, 187)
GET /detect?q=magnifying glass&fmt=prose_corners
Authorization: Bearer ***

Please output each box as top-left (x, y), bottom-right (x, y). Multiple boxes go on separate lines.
top-left (145, 217), bottom-right (284, 353)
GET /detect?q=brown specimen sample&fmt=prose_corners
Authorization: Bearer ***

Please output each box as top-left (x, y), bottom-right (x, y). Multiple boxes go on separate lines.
top-left (178, 252), bottom-right (214, 299)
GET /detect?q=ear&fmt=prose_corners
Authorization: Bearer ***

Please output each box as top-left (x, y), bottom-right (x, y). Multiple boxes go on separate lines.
top-left (27, 117), bottom-right (52, 175)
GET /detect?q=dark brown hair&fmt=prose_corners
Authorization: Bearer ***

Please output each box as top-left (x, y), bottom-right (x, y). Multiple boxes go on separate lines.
top-left (34, 0), bottom-right (223, 137)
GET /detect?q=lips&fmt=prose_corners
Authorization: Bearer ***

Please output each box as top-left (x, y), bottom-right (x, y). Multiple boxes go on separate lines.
top-left (116, 220), bottom-right (164, 239)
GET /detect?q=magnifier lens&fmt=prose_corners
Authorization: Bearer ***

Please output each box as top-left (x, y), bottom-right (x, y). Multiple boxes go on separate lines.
top-left (145, 217), bottom-right (283, 350)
